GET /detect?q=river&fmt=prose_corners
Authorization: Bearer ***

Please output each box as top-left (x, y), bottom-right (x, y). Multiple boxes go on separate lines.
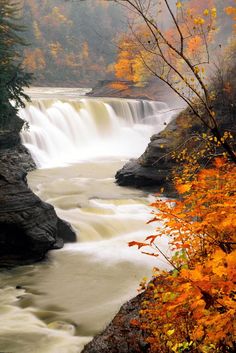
top-left (0, 88), bottom-right (174, 353)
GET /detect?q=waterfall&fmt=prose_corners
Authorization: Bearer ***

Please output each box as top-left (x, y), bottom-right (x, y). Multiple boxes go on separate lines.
top-left (19, 96), bottom-right (172, 168)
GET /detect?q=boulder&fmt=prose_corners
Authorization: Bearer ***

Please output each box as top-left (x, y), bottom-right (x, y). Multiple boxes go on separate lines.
top-left (115, 110), bottom-right (197, 192)
top-left (115, 133), bottom-right (177, 193)
top-left (115, 159), bottom-right (173, 189)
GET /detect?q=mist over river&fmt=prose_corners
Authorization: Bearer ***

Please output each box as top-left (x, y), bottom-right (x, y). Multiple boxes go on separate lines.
top-left (0, 88), bottom-right (174, 353)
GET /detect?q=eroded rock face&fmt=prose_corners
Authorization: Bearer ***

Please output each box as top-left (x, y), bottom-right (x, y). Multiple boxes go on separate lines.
top-left (82, 291), bottom-right (149, 353)
top-left (115, 135), bottom-right (177, 193)
top-left (0, 132), bottom-right (76, 267)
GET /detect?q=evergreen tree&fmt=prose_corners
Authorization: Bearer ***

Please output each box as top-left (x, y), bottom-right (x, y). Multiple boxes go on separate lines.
top-left (0, 0), bottom-right (32, 132)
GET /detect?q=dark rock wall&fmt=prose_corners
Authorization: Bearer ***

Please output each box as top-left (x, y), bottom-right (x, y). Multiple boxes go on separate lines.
top-left (0, 132), bottom-right (76, 267)
top-left (115, 118), bottom-right (180, 193)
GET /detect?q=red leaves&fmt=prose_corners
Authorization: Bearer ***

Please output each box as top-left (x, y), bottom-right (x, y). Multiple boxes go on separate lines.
top-left (128, 235), bottom-right (158, 249)
top-left (128, 241), bottom-right (148, 249)
top-left (145, 235), bottom-right (158, 244)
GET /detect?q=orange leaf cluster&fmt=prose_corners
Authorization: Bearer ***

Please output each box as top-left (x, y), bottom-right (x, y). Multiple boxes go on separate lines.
top-left (130, 158), bottom-right (236, 352)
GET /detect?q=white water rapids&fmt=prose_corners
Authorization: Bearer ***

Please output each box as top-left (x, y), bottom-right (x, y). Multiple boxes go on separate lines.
top-left (0, 88), bottom-right (175, 353)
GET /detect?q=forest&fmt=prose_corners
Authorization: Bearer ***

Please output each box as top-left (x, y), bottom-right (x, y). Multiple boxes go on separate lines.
top-left (20, 0), bottom-right (125, 86)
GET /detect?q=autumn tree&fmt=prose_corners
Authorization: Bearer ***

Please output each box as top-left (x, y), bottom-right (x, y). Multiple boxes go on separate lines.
top-left (0, 0), bottom-right (32, 131)
top-left (129, 157), bottom-right (236, 352)
top-left (113, 1), bottom-right (236, 351)
top-left (114, 0), bottom-right (236, 162)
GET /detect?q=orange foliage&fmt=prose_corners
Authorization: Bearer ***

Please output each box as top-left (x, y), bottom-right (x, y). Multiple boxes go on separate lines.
top-left (114, 0), bottom-right (218, 86)
top-left (109, 82), bottom-right (129, 90)
top-left (23, 48), bottom-right (46, 71)
top-left (82, 41), bottom-right (89, 60)
top-left (114, 37), bottom-right (137, 82)
top-left (129, 158), bottom-right (236, 352)
top-left (225, 0), bottom-right (236, 32)
top-left (187, 35), bottom-right (203, 53)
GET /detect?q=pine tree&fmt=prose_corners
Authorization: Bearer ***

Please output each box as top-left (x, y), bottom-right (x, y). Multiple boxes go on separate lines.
top-left (0, 0), bottom-right (32, 132)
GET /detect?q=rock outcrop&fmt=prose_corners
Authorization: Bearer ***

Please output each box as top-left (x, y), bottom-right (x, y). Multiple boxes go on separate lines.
top-left (115, 116), bottom-right (182, 193)
top-left (0, 132), bottom-right (76, 267)
top-left (115, 99), bottom-right (236, 192)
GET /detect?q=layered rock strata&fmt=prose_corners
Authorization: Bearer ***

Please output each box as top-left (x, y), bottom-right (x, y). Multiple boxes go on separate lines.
top-left (0, 132), bottom-right (76, 267)
top-left (115, 117), bottom-right (180, 192)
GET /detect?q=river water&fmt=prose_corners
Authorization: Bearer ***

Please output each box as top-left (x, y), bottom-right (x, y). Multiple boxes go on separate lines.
top-left (0, 88), bottom-right (174, 353)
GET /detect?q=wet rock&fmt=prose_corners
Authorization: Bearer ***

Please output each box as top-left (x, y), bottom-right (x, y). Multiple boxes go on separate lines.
top-left (115, 111), bottom-right (191, 193)
top-left (115, 159), bottom-right (173, 189)
top-left (82, 291), bottom-right (148, 353)
top-left (0, 132), bottom-right (76, 267)
top-left (57, 218), bottom-right (77, 243)
top-left (115, 133), bottom-right (176, 193)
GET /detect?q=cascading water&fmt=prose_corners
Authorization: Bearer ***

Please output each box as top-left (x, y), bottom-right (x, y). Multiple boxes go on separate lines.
top-left (0, 88), bottom-right (174, 353)
top-left (19, 96), bottom-right (171, 167)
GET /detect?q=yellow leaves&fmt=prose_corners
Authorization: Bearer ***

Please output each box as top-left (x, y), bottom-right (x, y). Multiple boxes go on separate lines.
top-left (194, 17), bottom-right (205, 25)
top-left (211, 110), bottom-right (216, 117)
top-left (211, 7), bottom-right (217, 19)
top-left (176, 182), bottom-right (192, 194)
top-left (176, 1), bottom-right (182, 9)
top-left (167, 329), bottom-right (175, 336)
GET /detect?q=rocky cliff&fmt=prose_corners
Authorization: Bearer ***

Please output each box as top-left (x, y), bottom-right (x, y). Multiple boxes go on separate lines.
top-left (115, 110), bottom-right (192, 193)
top-left (0, 131), bottom-right (76, 267)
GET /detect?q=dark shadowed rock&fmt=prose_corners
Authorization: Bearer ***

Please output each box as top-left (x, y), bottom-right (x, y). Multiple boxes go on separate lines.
top-left (0, 132), bottom-right (76, 267)
top-left (57, 217), bottom-right (77, 243)
top-left (115, 110), bottom-right (198, 193)
top-left (115, 159), bottom-right (174, 189)
top-left (115, 132), bottom-right (177, 193)
top-left (82, 291), bottom-right (149, 353)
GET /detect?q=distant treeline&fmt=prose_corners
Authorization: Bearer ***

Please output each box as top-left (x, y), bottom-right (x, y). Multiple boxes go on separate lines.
top-left (21, 0), bottom-right (126, 87)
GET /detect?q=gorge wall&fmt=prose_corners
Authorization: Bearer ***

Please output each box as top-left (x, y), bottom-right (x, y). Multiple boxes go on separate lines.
top-left (0, 130), bottom-right (76, 267)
